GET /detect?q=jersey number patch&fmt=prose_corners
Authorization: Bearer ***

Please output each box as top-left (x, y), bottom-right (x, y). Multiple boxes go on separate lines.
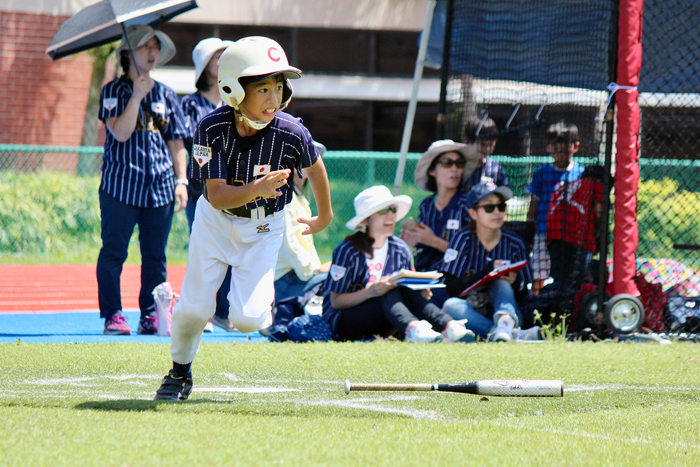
top-left (193, 145), bottom-right (212, 168)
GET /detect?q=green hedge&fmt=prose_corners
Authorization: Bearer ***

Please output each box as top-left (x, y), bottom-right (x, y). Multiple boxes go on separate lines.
top-left (1, 167), bottom-right (697, 265)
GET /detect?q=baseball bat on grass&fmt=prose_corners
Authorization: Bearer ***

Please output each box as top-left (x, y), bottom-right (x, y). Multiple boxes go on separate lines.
top-left (344, 379), bottom-right (563, 397)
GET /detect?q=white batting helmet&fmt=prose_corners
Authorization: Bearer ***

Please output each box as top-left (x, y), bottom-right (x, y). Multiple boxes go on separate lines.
top-left (218, 37), bottom-right (301, 109)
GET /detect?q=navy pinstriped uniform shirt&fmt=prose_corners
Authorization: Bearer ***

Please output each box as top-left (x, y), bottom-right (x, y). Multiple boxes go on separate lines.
top-left (190, 107), bottom-right (317, 212)
top-left (464, 159), bottom-right (509, 191)
top-left (180, 92), bottom-right (219, 196)
top-left (98, 77), bottom-right (190, 208)
top-left (322, 236), bottom-right (413, 334)
top-left (439, 229), bottom-right (533, 287)
top-left (414, 190), bottom-right (471, 271)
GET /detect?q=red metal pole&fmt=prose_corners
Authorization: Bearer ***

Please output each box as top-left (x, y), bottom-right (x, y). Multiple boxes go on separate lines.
top-left (613, 0), bottom-right (643, 296)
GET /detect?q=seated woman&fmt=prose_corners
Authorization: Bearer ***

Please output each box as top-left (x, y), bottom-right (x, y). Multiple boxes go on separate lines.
top-left (401, 140), bottom-right (478, 307)
top-left (321, 185), bottom-right (474, 343)
top-left (441, 183), bottom-right (541, 342)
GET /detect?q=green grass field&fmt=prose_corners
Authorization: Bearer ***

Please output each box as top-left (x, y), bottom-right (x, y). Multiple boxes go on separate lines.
top-left (2, 341), bottom-right (699, 466)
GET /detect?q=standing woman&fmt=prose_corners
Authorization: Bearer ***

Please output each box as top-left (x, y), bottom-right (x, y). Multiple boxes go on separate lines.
top-left (181, 38), bottom-right (235, 332)
top-left (97, 25), bottom-right (190, 335)
top-left (322, 185), bottom-right (474, 343)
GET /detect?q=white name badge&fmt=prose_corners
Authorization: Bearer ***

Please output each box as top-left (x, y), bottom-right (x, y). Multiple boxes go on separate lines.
top-left (253, 165), bottom-right (271, 176)
top-left (446, 219), bottom-right (460, 230)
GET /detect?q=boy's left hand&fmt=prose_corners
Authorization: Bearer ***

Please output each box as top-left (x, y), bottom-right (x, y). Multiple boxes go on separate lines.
top-left (298, 215), bottom-right (332, 235)
top-left (503, 271), bottom-right (517, 284)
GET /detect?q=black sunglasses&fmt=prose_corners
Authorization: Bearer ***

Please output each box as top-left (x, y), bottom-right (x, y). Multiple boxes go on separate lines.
top-left (376, 206), bottom-right (398, 215)
top-left (476, 202), bottom-right (507, 213)
top-left (436, 158), bottom-right (467, 169)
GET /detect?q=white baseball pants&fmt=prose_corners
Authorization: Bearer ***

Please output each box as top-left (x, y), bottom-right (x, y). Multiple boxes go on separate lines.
top-left (170, 198), bottom-right (284, 364)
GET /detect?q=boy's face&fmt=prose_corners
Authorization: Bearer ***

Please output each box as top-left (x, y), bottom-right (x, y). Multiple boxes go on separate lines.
top-left (428, 151), bottom-right (464, 191)
top-left (468, 193), bottom-right (507, 230)
top-left (476, 139), bottom-right (497, 164)
top-left (238, 76), bottom-right (284, 123)
top-left (132, 37), bottom-right (161, 73)
top-left (546, 140), bottom-right (580, 164)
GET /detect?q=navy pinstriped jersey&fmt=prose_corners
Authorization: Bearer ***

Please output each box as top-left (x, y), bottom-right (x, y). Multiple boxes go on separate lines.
top-left (190, 107), bottom-right (317, 212)
top-left (464, 159), bottom-right (509, 191)
top-left (439, 229), bottom-right (533, 286)
top-left (98, 77), bottom-right (190, 208)
top-left (414, 190), bottom-right (471, 271)
top-left (322, 236), bottom-right (413, 333)
top-left (180, 92), bottom-right (219, 196)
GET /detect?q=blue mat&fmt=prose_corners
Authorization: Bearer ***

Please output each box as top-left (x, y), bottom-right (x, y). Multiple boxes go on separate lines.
top-left (0, 311), bottom-right (267, 344)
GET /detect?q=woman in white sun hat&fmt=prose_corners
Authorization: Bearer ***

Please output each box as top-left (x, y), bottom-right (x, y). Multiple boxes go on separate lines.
top-left (402, 140), bottom-right (478, 307)
top-left (321, 185), bottom-right (474, 343)
top-left (180, 37), bottom-right (235, 333)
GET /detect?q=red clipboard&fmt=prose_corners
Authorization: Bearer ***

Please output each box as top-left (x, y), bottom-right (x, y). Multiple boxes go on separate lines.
top-left (458, 260), bottom-right (529, 298)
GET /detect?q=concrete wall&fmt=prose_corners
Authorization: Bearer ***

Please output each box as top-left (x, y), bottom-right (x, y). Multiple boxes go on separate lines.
top-left (3, 0), bottom-right (429, 31)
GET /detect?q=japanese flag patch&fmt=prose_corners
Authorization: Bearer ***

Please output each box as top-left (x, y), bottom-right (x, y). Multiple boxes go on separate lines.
top-left (103, 98), bottom-right (117, 111)
top-left (253, 165), bottom-right (271, 176)
top-left (444, 248), bottom-right (458, 263)
top-left (446, 219), bottom-right (460, 230)
top-left (151, 102), bottom-right (166, 115)
top-left (193, 144), bottom-right (212, 168)
top-left (330, 264), bottom-right (346, 281)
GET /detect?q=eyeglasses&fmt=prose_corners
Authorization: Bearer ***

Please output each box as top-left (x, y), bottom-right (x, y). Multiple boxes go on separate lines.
top-left (476, 202), bottom-right (507, 213)
top-left (436, 158), bottom-right (466, 169)
top-left (376, 206), bottom-right (398, 215)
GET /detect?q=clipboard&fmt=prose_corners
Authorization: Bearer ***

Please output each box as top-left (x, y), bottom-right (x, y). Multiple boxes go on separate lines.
top-left (458, 260), bottom-right (529, 297)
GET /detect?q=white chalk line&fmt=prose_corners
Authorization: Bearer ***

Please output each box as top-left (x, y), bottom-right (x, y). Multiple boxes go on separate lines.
top-left (194, 387), bottom-right (299, 394)
top-left (487, 418), bottom-right (700, 450)
top-left (566, 383), bottom-right (700, 392)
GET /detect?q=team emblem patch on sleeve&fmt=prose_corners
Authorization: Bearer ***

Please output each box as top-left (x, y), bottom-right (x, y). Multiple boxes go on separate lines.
top-left (103, 98), bottom-right (117, 111)
top-left (193, 145), bottom-right (212, 168)
top-left (444, 248), bottom-right (458, 263)
top-left (330, 265), bottom-right (346, 281)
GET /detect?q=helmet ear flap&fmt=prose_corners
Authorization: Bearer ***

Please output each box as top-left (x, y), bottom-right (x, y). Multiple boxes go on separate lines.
top-left (280, 79), bottom-right (294, 110)
top-left (218, 77), bottom-right (245, 107)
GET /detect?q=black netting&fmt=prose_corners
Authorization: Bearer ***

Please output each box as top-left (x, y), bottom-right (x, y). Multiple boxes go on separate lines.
top-left (637, 0), bottom-right (700, 332)
top-left (427, 0), bottom-right (619, 332)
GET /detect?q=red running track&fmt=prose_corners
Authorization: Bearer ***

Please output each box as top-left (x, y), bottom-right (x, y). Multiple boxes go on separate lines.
top-left (0, 265), bottom-right (186, 313)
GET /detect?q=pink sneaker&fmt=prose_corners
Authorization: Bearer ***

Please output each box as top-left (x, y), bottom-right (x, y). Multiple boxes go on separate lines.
top-left (137, 315), bottom-right (158, 335)
top-left (104, 315), bottom-right (131, 335)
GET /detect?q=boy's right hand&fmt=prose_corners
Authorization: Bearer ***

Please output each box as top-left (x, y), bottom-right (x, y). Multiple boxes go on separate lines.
top-left (254, 169), bottom-right (290, 199)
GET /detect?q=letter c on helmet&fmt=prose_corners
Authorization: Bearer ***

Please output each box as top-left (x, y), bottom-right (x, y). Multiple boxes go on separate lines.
top-left (268, 47), bottom-right (280, 62)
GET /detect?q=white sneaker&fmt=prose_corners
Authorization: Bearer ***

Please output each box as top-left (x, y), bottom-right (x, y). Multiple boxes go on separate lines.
top-left (406, 320), bottom-right (443, 343)
top-left (513, 326), bottom-right (542, 341)
top-left (203, 321), bottom-right (214, 333)
top-left (490, 315), bottom-right (515, 342)
top-left (442, 319), bottom-right (476, 343)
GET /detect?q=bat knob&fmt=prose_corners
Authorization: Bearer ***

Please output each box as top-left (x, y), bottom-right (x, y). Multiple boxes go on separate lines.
top-left (344, 379), bottom-right (351, 395)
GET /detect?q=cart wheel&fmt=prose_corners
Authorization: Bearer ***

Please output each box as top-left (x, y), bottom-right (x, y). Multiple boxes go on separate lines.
top-left (578, 290), bottom-right (610, 331)
top-left (604, 294), bottom-right (645, 334)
